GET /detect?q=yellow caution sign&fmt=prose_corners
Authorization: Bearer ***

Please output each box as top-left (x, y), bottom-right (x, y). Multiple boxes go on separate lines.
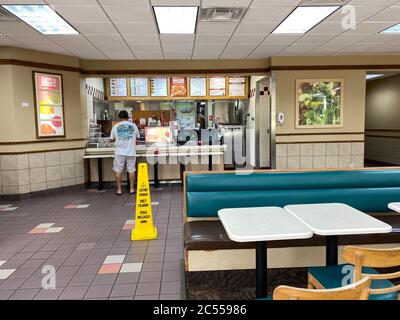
top-left (131, 163), bottom-right (158, 241)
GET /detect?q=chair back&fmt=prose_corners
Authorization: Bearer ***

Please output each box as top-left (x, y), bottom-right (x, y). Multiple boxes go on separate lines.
top-left (273, 277), bottom-right (371, 300)
top-left (342, 246), bottom-right (400, 296)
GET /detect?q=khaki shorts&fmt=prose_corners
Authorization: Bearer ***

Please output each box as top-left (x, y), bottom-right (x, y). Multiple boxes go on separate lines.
top-left (113, 155), bottom-right (136, 173)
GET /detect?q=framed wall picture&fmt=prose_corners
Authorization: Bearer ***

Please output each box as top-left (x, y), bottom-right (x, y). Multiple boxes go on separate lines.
top-left (33, 72), bottom-right (65, 138)
top-left (296, 79), bottom-right (344, 128)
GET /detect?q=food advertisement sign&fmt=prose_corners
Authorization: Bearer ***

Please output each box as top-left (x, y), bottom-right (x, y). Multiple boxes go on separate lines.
top-left (34, 72), bottom-right (65, 137)
top-left (170, 77), bottom-right (187, 97)
top-left (145, 127), bottom-right (172, 144)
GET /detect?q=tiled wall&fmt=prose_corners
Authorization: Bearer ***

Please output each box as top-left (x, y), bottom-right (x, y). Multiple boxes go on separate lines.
top-left (365, 136), bottom-right (400, 165)
top-left (0, 149), bottom-right (85, 195)
top-left (276, 142), bottom-right (365, 170)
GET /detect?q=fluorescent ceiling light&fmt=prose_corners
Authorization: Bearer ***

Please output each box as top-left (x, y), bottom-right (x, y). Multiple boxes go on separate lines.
top-left (154, 6), bottom-right (198, 34)
top-left (273, 6), bottom-right (340, 34)
top-left (381, 24), bottom-right (400, 34)
top-left (366, 74), bottom-right (384, 80)
top-left (1, 5), bottom-right (78, 35)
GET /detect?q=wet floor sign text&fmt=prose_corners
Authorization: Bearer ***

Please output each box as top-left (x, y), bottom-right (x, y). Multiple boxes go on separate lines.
top-left (131, 163), bottom-right (158, 241)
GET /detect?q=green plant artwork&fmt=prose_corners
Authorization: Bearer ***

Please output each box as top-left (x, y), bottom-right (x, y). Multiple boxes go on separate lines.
top-left (296, 80), bottom-right (343, 128)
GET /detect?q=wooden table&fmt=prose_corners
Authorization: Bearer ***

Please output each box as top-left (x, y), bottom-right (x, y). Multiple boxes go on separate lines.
top-left (218, 207), bottom-right (313, 298)
top-left (284, 203), bottom-right (392, 266)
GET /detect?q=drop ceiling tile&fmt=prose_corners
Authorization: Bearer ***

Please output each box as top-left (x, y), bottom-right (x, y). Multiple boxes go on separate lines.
top-left (115, 22), bottom-right (158, 34)
top-left (195, 34), bottom-right (231, 45)
top-left (164, 52), bottom-right (192, 59)
top-left (102, 52), bottom-right (136, 59)
top-left (197, 22), bottom-right (238, 35)
top-left (47, 0), bottom-right (98, 4)
top-left (192, 52), bottom-right (222, 60)
top-left (99, 0), bottom-right (149, 5)
top-left (295, 33), bottom-right (338, 44)
top-left (246, 51), bottom-right (274, 59)
top-left (85, 34), bottom-right (126, 47)
top-left (260, 34), bottom-right (302, 45)
top-left (280, 43), bottom-right (318, 54)
top-left (367, 6), bottom-right (400, 22)
top-left (102, 6), bottom-right (153, 23)
top-left (324, 6), bottom-right (386, 24)
top-left (220, 45), bottom-right (256, 59)
top-left (152, 0), bottom-right (200, 5)
top-left (193, 44), bottom-right (225, 53)
top-left (338, 42), bottom-right (382, 53)
top-left (201, 0), bottom-right (251, 7)
top-left (46, 34), bottom-right (88, 46)
top-left (72, 22), bottom-right (118, 34)
top-left (0, 21), bottom-right (39, 35)
top-left (308, 22), bottom-right (348, 34)
top-left (235, 22), bottom-right (277, 35)
top-left (0, 0), bottom-right (44, 3)
top-left (242, 7), bottom-right (294, 23)
top-left (160, 34), bottom-right (195, 45)
top-left (333, 33), bottom-right (372, 42)
top-left (362, 33), bottom-right (400, 43)
top-left (0, 35), bottom-right (26, 47)
top-left (67, 47), bottom-right (106, 59)
top-left (134, 52), bottom-right (164, 59)
top-left (163, 44), bottom-right (194, 52)
top-left (348, 0), bottom-right (398, 6)
top-left (123, 34), bottom-right (160, 46)
top-left (7, 34), bottom-right (56, 47)
top-left (53, 5), bottom-right (109, 23)
top-left (251, 0), bottom-right (300, 6)
top-left (229, 34), bottom-right (265, 45)
top-left (346, 22), bottom-right (394, 33)
top-left (129, 45), bottom-right (162, 53)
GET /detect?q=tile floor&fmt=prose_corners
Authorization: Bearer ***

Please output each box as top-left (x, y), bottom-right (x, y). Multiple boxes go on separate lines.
top-left (0, 184), bottom-right (184, 300)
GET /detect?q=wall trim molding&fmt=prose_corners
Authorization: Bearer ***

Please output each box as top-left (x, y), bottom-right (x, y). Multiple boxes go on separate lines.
top-left (366, 129), bottom-right (400, 132)
top-left (365, 135), bottom-right (400, 139)
top-left (271, 65), bottom-right (400, 71)
top-left (0, 147), bottom-right (85, 155)
top-left (0, 59), bottom-right (81, 73)
top-left (276, 132), bottom-right (364, 136)
top-left (81, 68), bottom-right (271, 75)
top-left (0, 138), bottom-right (86, 145)
top-left (276, 140), bottom-right (365, 144)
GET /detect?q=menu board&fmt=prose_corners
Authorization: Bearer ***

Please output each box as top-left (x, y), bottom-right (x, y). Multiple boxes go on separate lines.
top-left (34, 72), bottom-right (65, 137)
top-left (209, 76), bottom-right (226, 96)
top-left (109, 78), bottom-right (128, 97)
top-left (189, 77), bottom-right (206, 97)
top-left (150, 77), bottom-right (168, 97)
top-left (228, 77), bottom-right (246, 97)
top-left (170, 77), bottom-right (187, 97)
top-left (130, 78), bottom-right (148, 97)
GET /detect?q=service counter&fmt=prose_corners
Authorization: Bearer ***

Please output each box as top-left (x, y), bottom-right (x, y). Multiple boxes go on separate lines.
top-left (84, 144), bottom-right (226, 189)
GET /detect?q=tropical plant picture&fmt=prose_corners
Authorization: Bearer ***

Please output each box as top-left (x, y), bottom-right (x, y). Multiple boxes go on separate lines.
top-left (296, 79), bottom-right (344, 128)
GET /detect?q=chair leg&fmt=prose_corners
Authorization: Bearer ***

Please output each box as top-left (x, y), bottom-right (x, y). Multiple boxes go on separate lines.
top-left (307, 273), bottom-right (315, 289)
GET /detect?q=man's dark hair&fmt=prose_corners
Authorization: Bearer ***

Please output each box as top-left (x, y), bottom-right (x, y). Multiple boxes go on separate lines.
top-left (118, 110), bottom-right (129, 120)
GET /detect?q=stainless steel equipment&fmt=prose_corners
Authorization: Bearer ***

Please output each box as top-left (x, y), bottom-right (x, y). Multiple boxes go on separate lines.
top-left (219, 125), bottom-right (245, 168)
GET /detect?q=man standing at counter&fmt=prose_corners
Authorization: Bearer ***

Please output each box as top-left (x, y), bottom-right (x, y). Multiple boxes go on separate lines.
top-left (110, 110), bottom-right (140, 195)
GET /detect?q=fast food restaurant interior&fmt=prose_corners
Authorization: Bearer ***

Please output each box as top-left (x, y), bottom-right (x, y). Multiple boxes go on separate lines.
top-left (0, 0), bottom-right (400, 302)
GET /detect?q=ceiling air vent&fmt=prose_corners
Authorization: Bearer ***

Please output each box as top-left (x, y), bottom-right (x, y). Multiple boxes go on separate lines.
top-left (199, 7), bottom-right (246, 22)
top-left (0, 7), bottom-right (17, 21)
top-left (300, 0), bottom-right (349, 5)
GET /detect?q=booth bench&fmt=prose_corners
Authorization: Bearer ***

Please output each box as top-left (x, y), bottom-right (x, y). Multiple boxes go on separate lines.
top-left (183, 168), bottom-right (400, 272)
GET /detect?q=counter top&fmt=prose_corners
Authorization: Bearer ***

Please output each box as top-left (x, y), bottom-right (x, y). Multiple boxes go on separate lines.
top-left (85, 144), bottom-right (227, 157)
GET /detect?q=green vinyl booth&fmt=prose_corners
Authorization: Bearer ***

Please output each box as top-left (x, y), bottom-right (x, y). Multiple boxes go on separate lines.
top-left (183, 168), bottom-right (400, 299)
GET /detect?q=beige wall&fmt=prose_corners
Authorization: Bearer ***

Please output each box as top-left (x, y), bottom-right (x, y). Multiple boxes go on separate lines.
top-left (0, 65), bottom-right (16, 142)
top-left (275, 69), bottom-right (366, 139)
top-left (365, 75), bottom-right (400, 165)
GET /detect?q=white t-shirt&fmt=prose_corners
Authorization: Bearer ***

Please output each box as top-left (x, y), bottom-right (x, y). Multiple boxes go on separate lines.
top-left (110, 121), bottom-right (140, 156)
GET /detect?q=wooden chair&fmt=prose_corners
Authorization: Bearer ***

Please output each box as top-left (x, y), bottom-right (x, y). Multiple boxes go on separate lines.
top-left (273, 277), bottom-right (371, 300)
top-left (308, 246), bottom-right (400, 300)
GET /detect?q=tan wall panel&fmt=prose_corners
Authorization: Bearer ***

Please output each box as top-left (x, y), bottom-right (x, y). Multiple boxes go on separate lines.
top-left (275, 70), bottom-right (366, 140)
top-left (0, 65), bottom-right (15, 142)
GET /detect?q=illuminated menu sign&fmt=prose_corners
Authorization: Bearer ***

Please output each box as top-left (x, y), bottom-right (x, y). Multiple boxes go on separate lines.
top-left (109, 78), bottom-right (128, 97)
top-left (170, 77), bottom-right (187, 97)
top-left (130, 78), bottom-right (148, 97)
top-left (209, 76), bottom-right (226, 96)
top-left (228, 77), bottom-right (246, 97)
top-left (189, 77), bottom-right (206, 97)
top-left (150, 77), bottom-right (168, 97)
top-left (34, 72), bottom-right (65, 137)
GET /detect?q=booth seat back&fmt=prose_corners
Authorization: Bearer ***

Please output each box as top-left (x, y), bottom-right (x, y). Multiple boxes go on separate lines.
top-left (185, 169), bottom-right (400, 218)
